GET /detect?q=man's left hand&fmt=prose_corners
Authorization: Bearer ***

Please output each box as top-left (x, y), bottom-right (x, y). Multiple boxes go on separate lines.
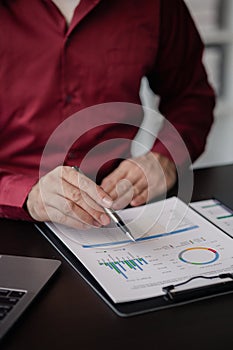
top-left (100, 152), bottom-right (177, 209)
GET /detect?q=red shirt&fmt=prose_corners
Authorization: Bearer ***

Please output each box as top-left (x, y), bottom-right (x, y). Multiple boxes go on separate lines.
top-left (0, 0), bottom-right (215, 220)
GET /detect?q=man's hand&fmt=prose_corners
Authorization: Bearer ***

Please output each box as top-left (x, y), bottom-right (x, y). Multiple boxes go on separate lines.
top-left (101, 152), bottom-right (177, 209)
top-left (26, 166), bottom-right (112, 229)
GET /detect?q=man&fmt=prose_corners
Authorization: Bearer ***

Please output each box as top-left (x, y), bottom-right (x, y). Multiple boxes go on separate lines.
top-left (0, 0), bottom-right (215, 229)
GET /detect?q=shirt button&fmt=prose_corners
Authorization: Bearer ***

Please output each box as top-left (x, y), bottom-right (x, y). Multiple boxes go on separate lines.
top-left (65, 94), bottom-right (72, 104)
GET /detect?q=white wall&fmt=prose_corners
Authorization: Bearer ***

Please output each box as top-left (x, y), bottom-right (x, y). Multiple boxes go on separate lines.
top-left (188, 0), bottom-right (233, 168)
top-left (138, 0), bottom-right (233, 168)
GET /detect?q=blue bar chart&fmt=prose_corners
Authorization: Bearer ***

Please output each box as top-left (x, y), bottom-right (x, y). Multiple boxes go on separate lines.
top-left (98, 254), bottom-right (149, 279)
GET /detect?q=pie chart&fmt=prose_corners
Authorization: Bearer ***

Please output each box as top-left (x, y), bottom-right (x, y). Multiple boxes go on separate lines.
top-left (178, 247), bottom-right (219, 265)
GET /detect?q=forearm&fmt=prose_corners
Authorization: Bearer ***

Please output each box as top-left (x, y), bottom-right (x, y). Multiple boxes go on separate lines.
top-left (0, 169), bottom-right (38, 220)
top-left (148, 0), bottom-right (215, 166)
top-left (151, 88), bottom-right (215, 166)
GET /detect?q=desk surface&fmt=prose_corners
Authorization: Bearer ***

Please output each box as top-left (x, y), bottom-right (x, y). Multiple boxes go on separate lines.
top-left (1, 164), bottom-right (233, 350)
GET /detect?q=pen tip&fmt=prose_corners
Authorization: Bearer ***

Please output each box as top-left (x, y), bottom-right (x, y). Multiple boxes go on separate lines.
top-left (127, 231), bottom-right (136, 242)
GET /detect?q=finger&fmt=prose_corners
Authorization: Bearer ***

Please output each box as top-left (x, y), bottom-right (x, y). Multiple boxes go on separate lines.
top-left (130, 188), bottom-right (149, 207)
top-left (111, 179), bottom-right (134, 210)
top-left (108, 173), bottom-right (148, 208)
top-left (102, 169), bottom-right (138, 202)
top-left (44, 193), bottom-right (103, 227)
top-left (131, 176), bottom-right (148, 196)
top-left (38, 167), bottom-right (111, 226)
top-left (61, 166), bottom-right (113, 208)
top-left (101, 158), bottom-right (141, 193)
top-left (112, 178), bottom-right (148, 209)
top-left (28, 184), bottom-right (97, 229)
top-left (101, 169), bottom-right (127, 194)
top-left (107, 177), bottom-right (132, 200)
top-left (101, 159), bottom-right (146, 196)
top-left (44, 206), bottom-right (94, 230)
top-left (61, 181), bottom-right (111, 226)
top-left (130, 178), bottom-right (168, 206)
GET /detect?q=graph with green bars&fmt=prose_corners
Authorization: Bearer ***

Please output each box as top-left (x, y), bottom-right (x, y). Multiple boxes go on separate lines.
top-left (98, 254), bottom-right (149, 279)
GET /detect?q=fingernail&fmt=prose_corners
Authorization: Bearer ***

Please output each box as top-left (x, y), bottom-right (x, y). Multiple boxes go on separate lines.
top-left (100, 214), bottom-right (110, 226)
top-left (130, 200), bottom-right (137, 206)
top-left (102, 196), bottom-right (113, 207)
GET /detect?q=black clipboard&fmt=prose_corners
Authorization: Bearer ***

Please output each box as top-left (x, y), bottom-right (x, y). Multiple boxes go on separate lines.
top-left (35, 222), bottom-right (233, 317)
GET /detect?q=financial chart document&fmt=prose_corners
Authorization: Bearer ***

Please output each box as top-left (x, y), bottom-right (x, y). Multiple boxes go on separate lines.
top-left (191, 199), bottom-right (233, 237)
top-left (46, 197), bottom-right (233, 303)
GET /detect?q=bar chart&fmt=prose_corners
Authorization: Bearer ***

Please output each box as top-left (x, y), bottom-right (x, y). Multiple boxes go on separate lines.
top-left (98, 254), bottom-right (149, 279)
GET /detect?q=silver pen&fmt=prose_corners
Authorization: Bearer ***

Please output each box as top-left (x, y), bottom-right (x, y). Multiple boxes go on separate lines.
top-left (72, 166), bottom-right (135, 242)
top-left (103, 207), bottom-right (135, 242)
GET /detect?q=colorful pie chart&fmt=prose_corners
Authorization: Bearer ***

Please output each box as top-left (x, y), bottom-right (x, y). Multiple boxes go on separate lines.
top-left (178, 247), bottom-right (219, 265)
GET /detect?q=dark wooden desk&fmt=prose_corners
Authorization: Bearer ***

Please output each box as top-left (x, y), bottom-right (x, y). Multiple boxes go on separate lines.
top-left (1, 164), bottom-right (233, 350)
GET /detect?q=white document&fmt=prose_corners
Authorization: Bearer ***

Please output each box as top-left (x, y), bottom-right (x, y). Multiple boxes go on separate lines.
top-left (191, 199), bottom-right (233, 236)
top-left (46, 197), bottom-right (233, 303)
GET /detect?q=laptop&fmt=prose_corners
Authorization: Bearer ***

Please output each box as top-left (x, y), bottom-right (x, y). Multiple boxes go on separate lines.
top-left (0, 254), bottom-right (61, 339)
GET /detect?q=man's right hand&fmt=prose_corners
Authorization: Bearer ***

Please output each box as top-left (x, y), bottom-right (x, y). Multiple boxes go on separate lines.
top-left (26, 166), bottom-right (113, 229)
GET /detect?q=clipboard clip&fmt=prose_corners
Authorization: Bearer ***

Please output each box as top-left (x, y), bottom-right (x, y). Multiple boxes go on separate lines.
top-left (162, 273), bottom-right (233, 302)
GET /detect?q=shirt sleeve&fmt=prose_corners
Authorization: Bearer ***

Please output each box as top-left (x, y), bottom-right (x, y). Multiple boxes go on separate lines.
top-left (0, 168), bottom-right (38, 220)
top-left (147, 0), bottom-right (215, 166)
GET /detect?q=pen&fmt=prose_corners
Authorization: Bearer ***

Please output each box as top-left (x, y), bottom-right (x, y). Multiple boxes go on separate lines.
top-left (72, 166), bottom-right (135, 242)
top-left (102, 207), bottom-right (135, 242)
